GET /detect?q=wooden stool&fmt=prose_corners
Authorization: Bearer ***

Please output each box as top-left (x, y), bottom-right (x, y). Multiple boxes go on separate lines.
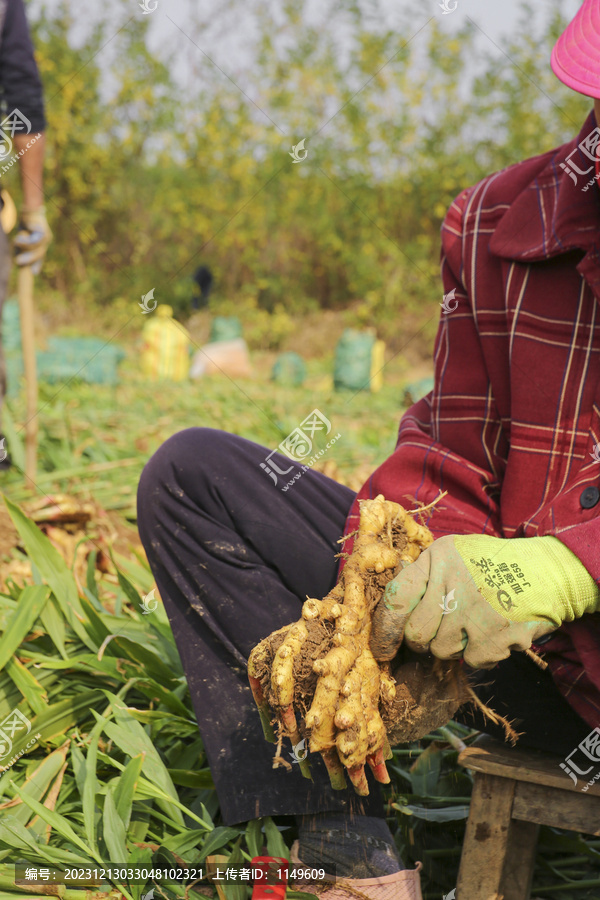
top-left (456, 734), bottom-right (600, 900)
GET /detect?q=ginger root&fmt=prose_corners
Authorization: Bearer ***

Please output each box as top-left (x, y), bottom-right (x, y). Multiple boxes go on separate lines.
top-left (248, 494), bottom-right (443, 795)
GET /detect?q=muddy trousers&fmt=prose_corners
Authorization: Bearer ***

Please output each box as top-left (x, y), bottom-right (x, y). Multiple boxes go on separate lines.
top-left (136, 428), bottom-right (591, 825)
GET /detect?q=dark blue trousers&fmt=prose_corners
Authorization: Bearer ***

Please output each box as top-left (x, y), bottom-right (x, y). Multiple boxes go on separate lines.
top-left (137, 428), bottom-right (590, 824)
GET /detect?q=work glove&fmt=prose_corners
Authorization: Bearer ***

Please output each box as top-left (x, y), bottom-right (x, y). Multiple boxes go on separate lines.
top-left (370, 534), bottom-right (599, 670)
top-left (14, 206), bottom-right (52, 274)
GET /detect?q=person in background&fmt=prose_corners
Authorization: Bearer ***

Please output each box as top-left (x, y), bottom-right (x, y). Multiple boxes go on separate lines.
top-left (0, 0), bottom-right (51, 468)
top-left (191, 264), bottom-right (213, 310)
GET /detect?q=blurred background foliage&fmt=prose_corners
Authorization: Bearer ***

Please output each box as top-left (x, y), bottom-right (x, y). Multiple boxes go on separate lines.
top-left (11, 0), bottom-right (591, 355)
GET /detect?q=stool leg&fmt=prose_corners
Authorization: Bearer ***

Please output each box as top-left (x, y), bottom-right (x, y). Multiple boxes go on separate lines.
top-left (457, 773), bottom-right (515, 900)
top-left (500, 819), bottom-right (539, 900)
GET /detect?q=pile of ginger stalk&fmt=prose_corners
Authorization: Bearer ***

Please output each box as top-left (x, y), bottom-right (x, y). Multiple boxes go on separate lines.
top-left (247, 493), bottom-right (495, 796)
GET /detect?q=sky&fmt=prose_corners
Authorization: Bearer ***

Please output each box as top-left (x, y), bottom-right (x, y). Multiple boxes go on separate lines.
top-left (143, 0), bottom-right (582, 64)
top-left (33, 0), bottom-right (583, 96)
top-left (133, 0), bottom-right (581, 35)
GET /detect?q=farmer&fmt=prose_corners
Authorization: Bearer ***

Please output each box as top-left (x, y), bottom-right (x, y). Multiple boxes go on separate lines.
top-left (137, 2), bottom-right (600, 896)
top-left (0, 0), bottom-right (51, 466)
top-left (191, 264), bottom-right (213, 310)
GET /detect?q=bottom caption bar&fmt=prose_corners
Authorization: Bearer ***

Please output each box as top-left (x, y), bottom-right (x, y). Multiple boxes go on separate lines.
top-left (14, 860), bottom-right (333, 886)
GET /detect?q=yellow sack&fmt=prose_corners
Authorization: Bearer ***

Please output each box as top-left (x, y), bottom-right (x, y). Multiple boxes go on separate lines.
top-left (370, 339), bottom-right (386, 393)
top-left (141, 304), bottom-right (190, 381)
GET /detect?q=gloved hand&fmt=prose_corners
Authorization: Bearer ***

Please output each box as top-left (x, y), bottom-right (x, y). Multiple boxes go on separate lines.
top-left (14, 206), bottom-right (52, 274)
top-left (370, 533), bottom-right (599, 669)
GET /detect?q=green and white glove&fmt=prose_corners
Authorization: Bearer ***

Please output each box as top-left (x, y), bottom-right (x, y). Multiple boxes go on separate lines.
top-left (370, 534), bottom-right (600, 669)
top-left (14, 206), bottom-right (52, 274)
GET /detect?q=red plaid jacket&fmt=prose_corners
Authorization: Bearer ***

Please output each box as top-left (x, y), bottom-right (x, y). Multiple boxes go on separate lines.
top-left (345, 111), bottom-right (600, 729)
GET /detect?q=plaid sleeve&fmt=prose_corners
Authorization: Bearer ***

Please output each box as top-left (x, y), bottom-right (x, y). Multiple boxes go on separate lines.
top-left (552, 520), bottom-right (600, 585)
top-left (342, 188), bottom-right (504, 545)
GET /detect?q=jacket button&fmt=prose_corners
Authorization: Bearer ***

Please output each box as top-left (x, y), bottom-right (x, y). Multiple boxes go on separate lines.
top-left (580, 486), bottom-right (600, 509)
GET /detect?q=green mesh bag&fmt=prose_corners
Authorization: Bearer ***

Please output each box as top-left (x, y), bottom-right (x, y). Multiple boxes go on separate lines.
top-left (333, 329), bottom-right (376, 392)
top-left (1, 303), bottom-right (126, 390)
top-left (209, 316), bottom-right (243, 343)
top-left (271, 351), bottom-right (306, 386)
top-left (2, 298), bottom-right (22, 352)
top-left (36, 337), bottom-right (126, 385)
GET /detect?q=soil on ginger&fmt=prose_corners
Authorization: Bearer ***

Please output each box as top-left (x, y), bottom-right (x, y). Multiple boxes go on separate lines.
top-left (251, 496), bottom-right (472, 789)
top-left (252, 517), bottom-right (418, 727)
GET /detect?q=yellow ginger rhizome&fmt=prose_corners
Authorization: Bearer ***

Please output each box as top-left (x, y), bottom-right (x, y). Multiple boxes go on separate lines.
top-left (248, 493), bottom-right (469, 796)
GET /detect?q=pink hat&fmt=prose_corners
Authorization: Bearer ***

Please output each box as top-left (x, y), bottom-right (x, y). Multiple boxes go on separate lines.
top-left (551, 0), bottom-right (600, 99)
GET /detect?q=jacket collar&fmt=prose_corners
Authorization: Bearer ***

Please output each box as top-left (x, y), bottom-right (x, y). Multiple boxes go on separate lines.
top-left (490, 111), bottom-right (600, 263)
